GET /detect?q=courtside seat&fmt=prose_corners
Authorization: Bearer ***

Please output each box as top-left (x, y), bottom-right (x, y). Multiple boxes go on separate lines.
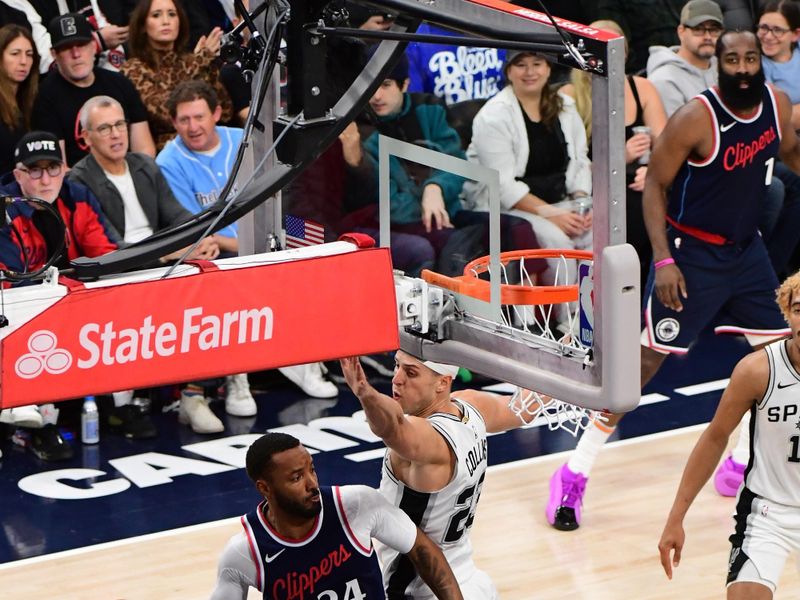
top-left (446, 98), bottom-right (488, 150)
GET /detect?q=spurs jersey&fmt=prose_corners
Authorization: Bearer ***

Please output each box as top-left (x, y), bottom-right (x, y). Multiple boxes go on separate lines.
top-left (378, 398), bottom-right (489, 599)
top-left (241, 486), bottom-right (385, 600)
top-left (747, 340), bottom-right (800, 506)
top-left (668, 85), bottom-right (781, 244)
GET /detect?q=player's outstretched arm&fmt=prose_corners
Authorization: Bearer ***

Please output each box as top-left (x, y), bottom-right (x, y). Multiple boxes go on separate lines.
top-left (452, 388), bottom-right (550, 432)
top-left (339, 357), bottom-right (451, 465)
top-left (406, 528), bottom-right (465, 600)
top-left (657, 352), bottom-right (767, 579)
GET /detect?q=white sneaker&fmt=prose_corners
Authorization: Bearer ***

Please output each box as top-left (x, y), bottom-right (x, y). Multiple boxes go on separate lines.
top-left (8, 405), bottom-right (43, 428)
top-left (225, 373), bottom-right (257, 417)
top-left (280, 363), bottom-right (338, 398)
top-left (178, 393), bottom-right (224, 434)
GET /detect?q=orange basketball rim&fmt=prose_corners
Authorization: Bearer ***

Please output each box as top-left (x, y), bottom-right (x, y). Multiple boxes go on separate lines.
top-left (421, 249), bottom-right (593, 306)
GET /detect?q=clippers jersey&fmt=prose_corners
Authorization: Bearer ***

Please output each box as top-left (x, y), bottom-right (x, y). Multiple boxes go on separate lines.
top-left (379, 398), bottom-right (489, 599)
top-left (241, 486), bottom-right (386, 600)
top-left (747, 340), bottom-right (800, 507)
top-left (668, 86), bottom-right (781, 244)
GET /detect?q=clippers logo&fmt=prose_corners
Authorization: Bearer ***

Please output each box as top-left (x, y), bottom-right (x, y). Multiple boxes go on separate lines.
top-left (656, 318), bottom-right (680, 342)
top-left (60, 17), bottom-right (77, 37)
top-left (14, 330), bottom-right (73, 379)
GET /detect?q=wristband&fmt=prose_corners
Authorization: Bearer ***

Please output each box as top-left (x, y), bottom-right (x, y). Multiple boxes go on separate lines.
top-left (654, 257), bottom-right (675, 270)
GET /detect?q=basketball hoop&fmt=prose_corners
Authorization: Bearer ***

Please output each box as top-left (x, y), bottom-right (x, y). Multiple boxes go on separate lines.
top-left (421, 248), bottom-right (593, 354)
top-left (420, 249), bottom-right (600, 436)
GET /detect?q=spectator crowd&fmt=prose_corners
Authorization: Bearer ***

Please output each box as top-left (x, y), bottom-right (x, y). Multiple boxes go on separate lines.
top-left (1, 0), bottom-right (800, 469)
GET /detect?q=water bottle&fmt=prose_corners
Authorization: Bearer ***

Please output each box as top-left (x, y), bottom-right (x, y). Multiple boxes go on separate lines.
top-left (81, 396), bottom-right (99, 444)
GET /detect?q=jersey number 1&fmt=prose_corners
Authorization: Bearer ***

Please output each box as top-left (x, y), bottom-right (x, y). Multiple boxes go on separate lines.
top-left (789, 435), bottom-right (800, 463)
top-left (765, 157), bottom-right (775, 185)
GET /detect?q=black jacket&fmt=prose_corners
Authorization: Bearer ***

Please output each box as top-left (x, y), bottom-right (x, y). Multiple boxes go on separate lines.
top-left (68, 152), bottom-right (193, 242)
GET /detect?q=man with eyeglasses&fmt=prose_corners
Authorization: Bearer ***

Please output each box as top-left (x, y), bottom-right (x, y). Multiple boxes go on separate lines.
top-left (647, 0), bottom-right (725, 117)
top-left (32, 13), bottom-right (155, 166)
top-left (67, 95), bottom-right (242, 438)
top-left (70, 95), bottom-right (220, 262)
top-left (0, 130), bottom-right (119, 461)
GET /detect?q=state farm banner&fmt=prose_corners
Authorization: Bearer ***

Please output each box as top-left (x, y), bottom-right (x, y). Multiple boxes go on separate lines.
top-left (0, 248), bottom-right (398, 407)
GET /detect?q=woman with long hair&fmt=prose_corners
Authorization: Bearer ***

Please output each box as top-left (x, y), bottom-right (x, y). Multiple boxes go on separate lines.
top-left (120, 0), bottom-right (233, 150)
top-left (463, 50), bottom-right (593, 329)
top-left (0, 24), bottom-right (39, 173)
top-left (561, 19), bottom-right (667, 290)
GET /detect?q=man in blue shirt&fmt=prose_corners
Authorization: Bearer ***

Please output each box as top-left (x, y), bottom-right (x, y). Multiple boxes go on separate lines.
top-left (157, 80), bottom-right (243, 256)
top-left (157, 81), bottom-right (338, 422)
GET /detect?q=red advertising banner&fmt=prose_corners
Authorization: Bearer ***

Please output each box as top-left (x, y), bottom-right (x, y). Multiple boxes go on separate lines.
top-left (0, 248), bottom-right (398, 407)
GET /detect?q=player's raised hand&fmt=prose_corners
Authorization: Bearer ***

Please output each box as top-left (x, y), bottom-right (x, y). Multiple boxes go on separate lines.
top-left (657, 520), bottom-right (685, 579)
top-left (340, 356), bottom-right (375, 399)
top-left (654, 262), bottom-right (687, 312)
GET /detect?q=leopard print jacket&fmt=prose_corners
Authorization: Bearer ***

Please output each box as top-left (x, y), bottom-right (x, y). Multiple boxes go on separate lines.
top-left (120, 48), bottom-right (234, 151)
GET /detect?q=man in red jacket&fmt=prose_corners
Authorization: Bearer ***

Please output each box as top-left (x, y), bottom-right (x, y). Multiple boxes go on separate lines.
top-left (0, 131), bottom-right (119, 461)
top-left (0, 131), bottom-right (119, 274)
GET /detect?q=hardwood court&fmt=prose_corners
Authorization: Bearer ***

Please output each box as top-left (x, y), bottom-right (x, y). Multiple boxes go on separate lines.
top-left (1, 425), bottom-right (797, 599)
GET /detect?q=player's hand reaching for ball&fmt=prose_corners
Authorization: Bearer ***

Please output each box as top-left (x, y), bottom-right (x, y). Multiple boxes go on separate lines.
top-left (654, 262), bottom-right (687, 312)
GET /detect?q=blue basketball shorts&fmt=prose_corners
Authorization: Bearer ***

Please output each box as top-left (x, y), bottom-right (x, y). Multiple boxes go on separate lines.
top-left (642, 232), bottom-right (789, 354)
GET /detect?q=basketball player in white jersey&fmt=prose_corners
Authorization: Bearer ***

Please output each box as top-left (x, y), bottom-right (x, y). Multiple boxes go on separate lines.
top-left (341, 351), bottom-right (545, 599)
top-left (658, 271), bottom-right (800, 598)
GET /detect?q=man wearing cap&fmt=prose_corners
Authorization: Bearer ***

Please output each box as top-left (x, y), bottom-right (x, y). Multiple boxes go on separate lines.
top-left (0, 130), bottom-right (119, 461)
top-left (0, 130), bottom-right (119, 273)
top-left (32, 12), bottom-right (155, 166)
top-left (646, 0), bottom-right (725, 117)
top-left (340, 352), bottom-right (546, 599)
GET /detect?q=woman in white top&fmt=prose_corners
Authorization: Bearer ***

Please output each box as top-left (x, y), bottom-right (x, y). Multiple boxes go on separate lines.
top-left (462, 50), bottom-right (592, 307)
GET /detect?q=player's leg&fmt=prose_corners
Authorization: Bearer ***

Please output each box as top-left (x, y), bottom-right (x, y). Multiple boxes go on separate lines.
top-left (726, 489), bottom-right (791, 600)
top-left (727, 581), bottom-right (773, 600)
top-left (712, 237), bottom-right (789, 495)
top-left (547, 235), bottom-right (727, 530)
top-left (546, 343), bottom-right (666, 530)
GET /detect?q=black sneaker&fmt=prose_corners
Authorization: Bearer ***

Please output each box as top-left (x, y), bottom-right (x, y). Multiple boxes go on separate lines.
top-left (108, 405), bottom-right (157, 439)
top-left (360, 352), bottom-right (396, 378)
top-left (30, 424), bottom-right (74, 461)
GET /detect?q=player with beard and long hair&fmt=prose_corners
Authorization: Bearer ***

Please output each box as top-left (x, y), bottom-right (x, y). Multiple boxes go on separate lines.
top-left (545, 29), bottom-right (800, 533)
top-left (209, 433), bottom-right (463, 600)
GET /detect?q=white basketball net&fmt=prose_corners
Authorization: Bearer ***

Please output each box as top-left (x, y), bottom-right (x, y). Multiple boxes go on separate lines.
top-left (508, 388), bottom-right (607, 437)
top-left (466, 252), bottom-right (590, 355)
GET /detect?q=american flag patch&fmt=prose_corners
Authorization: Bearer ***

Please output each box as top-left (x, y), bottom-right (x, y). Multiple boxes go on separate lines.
top-left (285, 215), bottom-right (324, 248)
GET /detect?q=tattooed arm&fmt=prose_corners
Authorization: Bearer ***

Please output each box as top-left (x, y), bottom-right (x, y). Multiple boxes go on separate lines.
top-left (340, 485), bottom-right (463, 600)
top-left (406, 529), bottom-right (464, 600)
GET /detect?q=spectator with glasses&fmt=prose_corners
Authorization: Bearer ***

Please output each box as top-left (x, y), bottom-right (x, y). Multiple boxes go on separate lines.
top-left (758, 1), bottom-right (800, 130)
top-left (647, 0), bottom-right (725, 117)
top-left (0, 131), bottom-right (119, 460)
top-left (69, 95), bottom-right (226, 440)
